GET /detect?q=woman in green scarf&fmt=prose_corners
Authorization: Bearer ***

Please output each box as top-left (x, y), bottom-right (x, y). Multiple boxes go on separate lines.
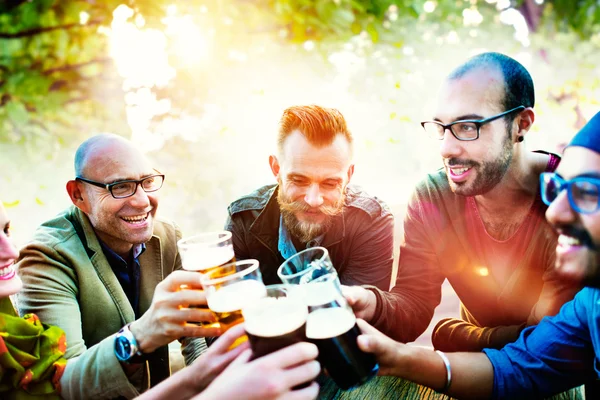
top-left (0, 202), bottom-right (67, 399)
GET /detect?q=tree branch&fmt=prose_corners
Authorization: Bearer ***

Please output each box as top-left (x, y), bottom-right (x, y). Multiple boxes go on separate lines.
top-left (42, 57), bottom-right (112, 75)
top-left (0, 20), bottom-right (103, 39)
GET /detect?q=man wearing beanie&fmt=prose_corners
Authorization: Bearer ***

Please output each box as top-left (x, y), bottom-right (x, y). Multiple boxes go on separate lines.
top-left (351, 111), bottom-right (600, 399)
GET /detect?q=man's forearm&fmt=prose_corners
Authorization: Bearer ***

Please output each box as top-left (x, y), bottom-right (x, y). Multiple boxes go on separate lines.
top-left (136, 367), bottom-right (198, 400)
top-left (401, 346), bottom-right (494, 399)
top-left (369, 286), bottom-right (436, 343)
top-left (432, 318), bottom-right (524, 352)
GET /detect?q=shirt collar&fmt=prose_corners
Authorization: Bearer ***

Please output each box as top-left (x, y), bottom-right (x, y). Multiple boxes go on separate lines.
top-left (100, 242), bottom-right (146, 267)
top-left (277, 216), bottom-right (325, 260)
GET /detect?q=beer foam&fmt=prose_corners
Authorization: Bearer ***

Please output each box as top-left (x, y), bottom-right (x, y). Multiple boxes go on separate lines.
top-left (181, 245), bottom-right (234, 272)
top-left (306, 307), bottom-right (356, 339)
top-left (302, 281), bottom-right (344, 307)
top-left (207, 279), bottom-right (266, 313)
top-left (243, 297), bottom-right (307, 337)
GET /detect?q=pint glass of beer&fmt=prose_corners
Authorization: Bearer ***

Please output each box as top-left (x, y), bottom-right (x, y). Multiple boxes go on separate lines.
top-left (177, 231), bottom-right (236, 326)
top-left (277, 247), bottom-right (334, 285)
top-left (243, 285), bottom-right (308, 360)
top-left (200, 259), bottom-right (266, 332)
top-left (304, 273), bottom-right (379, 390)
top-left (177, 231), bottom-right (235, 275)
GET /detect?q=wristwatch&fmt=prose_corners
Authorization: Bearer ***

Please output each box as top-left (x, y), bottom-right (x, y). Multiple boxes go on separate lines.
top-left (114, 323), bottom-right (146, 364)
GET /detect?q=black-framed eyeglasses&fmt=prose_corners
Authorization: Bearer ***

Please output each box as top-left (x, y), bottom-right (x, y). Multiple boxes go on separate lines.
top-left (76, 173), bottom-right (165, 199)
top-left (540, 172), bottom-right (600, 214)
top-left (421, 106), bottom-right (526, 141)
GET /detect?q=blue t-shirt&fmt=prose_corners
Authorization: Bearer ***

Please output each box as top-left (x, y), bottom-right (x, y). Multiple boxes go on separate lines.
top-left (484, 287), bottom-right (600, 399)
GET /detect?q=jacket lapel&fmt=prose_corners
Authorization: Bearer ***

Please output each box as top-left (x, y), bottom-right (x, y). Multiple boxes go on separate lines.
top-left (73, 207), bottom-right (136, 324)
top-left (139, 235), bottom-right (163, 314)
top-left (249, 186), bottom-right (281, 256)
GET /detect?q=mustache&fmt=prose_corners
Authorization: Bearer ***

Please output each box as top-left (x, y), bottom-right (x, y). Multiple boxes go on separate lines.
top-left (558, 225), bottom-right (597, 250)
top-left (278, 199), bottom-right (342, 217)
top-left (445, 158), bottom-right (479, 168)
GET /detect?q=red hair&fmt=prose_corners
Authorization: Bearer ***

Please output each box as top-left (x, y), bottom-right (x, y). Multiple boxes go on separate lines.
top-left (277, 105), bottom-right (353, 151)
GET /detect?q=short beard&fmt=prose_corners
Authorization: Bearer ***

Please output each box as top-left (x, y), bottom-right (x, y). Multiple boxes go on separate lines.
top-left (277, 187), bottom-right (345, 243)
top-left (447, 132), bottom-right (513, 196)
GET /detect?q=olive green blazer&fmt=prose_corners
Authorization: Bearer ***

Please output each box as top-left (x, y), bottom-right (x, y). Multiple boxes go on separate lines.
top-left (16, 206), bottom-right (189, 399)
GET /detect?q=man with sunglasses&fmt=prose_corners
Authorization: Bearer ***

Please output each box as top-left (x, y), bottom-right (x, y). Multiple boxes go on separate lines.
top-left (355, 111), bottom-right (600, 399)
top-left (17, 134), bottom-right (218, 398)
top-left (346, 52), bottom-right (579, 353)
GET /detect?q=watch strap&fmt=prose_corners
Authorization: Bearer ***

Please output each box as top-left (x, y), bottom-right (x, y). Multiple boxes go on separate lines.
top-left (115, 323), bottom-right (147, 364)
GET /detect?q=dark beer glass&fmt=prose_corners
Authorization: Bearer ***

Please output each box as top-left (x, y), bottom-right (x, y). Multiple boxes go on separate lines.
top-left (277, 247), bottom-right (334, 285)
top-left (243, 285), bottom-right (308, 360)
top-left (304, 273), bottom-right (379, 390)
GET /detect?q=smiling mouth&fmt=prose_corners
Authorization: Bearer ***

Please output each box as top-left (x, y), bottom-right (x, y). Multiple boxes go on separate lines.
top-left (449, 166), bottom-right (471, 175)
top-left (0, 264), bottom-right (16, 280)
top-left (557, 225), bottom-right (596, 250)
top-left (558, 234), bottom-right (582, 248)
top-left (121, 213), bottom-right (149, 224)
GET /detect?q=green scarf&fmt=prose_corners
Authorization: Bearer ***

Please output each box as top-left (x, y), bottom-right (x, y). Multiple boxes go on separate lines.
top-left (0, 297), bottom-right (67, 399)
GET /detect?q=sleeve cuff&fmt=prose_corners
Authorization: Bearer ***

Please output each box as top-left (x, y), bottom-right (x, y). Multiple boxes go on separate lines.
top-left (361, 285), bottom-right (385, 327)
top-left (60, 335), bottom-right (141, 399)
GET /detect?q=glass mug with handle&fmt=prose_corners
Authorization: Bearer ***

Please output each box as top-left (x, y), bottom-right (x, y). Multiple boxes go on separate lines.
top-left (277, 247), bottom-right (334, 285)
top-left (200, 259), bottom-right (266, 346)
top-left (303, 272), bottom-right (379, 390)
top-left (177, 231), bottom-right (236, 326)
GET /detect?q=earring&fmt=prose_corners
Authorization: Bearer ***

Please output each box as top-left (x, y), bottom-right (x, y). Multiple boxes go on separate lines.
top-left (517, 136), bottom-right (524, 143)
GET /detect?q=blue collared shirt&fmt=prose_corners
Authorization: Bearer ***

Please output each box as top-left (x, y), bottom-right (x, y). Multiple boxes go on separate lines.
top-left (484, 287), bottom-right (600, 399)
top-left (277, 216), bottom-right (324, 260)
top-left (100, 242), bottom-right (146, 318)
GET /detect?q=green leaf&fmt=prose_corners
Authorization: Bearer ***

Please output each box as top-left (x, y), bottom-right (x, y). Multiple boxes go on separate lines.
top-left (6, 101), bottom-right (30, 125)
top-left (2, 200), bottom-right (20, 208)
top-left (366, 23), bottom-right (379, 43)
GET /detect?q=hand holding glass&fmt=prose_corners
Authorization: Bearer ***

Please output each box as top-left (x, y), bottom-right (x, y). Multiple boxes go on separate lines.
top-left (303, 273), bottom-right (379, 390)
top-left (177, 231), bottom-right (236, 326)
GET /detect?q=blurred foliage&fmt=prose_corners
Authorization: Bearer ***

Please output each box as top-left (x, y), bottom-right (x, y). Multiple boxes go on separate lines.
top-left (1, 0), bottom-right (600, 151)
top-left (1, 0), bottom-right (599, 246)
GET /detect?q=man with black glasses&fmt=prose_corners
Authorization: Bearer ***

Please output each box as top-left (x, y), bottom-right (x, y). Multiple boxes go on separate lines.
top-left (346, 52), bottom-right (580, 352)
top-left (355, 111), bottom-right (600, 400)
top-left (17, 134), bottom-right (218, 398)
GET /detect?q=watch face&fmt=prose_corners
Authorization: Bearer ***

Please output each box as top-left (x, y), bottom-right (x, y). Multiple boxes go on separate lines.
top-left (115, 335), bottom-right (133, 361)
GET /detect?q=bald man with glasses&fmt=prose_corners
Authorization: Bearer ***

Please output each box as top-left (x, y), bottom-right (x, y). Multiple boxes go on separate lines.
top-left (17, 134), bottom-right (218, 399)
top-left (345, 52), bottom-right (581, 353)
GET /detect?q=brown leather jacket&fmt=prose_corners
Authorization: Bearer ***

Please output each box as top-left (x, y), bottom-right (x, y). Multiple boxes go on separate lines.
top-left (225, 184), bottom-right (394, 291)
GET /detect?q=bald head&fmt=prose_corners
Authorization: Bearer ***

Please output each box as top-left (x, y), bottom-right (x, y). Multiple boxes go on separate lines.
top-left (68, 134), bottom-right (160, 256)
top-left (447, 52), bottom-right (534, 112)
top-left (74, 134), bottom-right (151, 179)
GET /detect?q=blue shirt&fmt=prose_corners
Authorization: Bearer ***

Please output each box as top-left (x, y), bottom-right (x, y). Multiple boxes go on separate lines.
top-left (100, 242), bottom-right (145, 318)
top-left (277, 216), bottom-right (324, 260)
top-left (484, 287), bottom-right (600, 399)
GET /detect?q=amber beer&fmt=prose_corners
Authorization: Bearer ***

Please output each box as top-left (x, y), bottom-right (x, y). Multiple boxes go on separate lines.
top-left (243, 286), bottom-right (308, 360)
top-left (178, 232), bottom-right (236, 275)
top-left (201, 259), bottom-right (265, 337)
top-left (178, 232), bottom-right (236, 326)
top-left (206, 279), bottom-right (266, 330)
top-left (184, 246), bottom-right (236, 276)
